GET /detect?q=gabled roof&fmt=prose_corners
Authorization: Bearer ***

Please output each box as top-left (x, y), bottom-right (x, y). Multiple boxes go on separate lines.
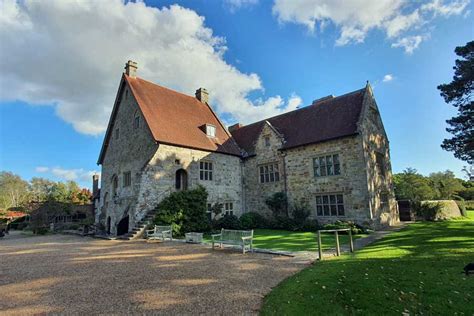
top-left (231, 87), bottom-right (367, 156)
top-left (98, 75), bottom-right (241, 164)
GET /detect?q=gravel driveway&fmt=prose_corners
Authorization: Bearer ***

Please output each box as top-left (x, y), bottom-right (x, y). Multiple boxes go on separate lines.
top-left (0, 233), bottom-right (307, 315)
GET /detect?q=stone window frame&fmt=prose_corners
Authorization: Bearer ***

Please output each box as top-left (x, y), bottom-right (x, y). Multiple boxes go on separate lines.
top-left (264, 136), bottom-right (271, 147)
top-left (133, 110), bottom-right (140, 129)
top-left (206, 203), bottom-right (213, 221)
top-left (123, 171), bottom-right (131, 187)
top-left (379, 191), bottom-right (390, 210)
top-left (112, 175), bottom-right (118, 196)
top-left (315, 193), bottom-right (345, 217)
top-left (375, 151), bottom-right (386, 178)
top-left (199, 161), bottom-right (213, 181)
top-left (313, 153), bottom-right (341, 177)
top-left (259, 162), bottom-right (280, 184)
top-left (224, 202), bottom-right (234, 216)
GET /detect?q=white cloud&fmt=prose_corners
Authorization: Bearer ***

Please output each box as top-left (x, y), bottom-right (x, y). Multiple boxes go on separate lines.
top-left (0, 0), bottom-right (299, 135)
top-left (384, 10), bottom-right (422, 38)
top-left (272, 0), bottom-right (469, 52)
top-left (382, 74), bottom-right (394, 82)
top-left (391, 35), bottom-right (424, 54)
top-left (35, 166), bottom-right (99, 183)
top-left (421, 0), bottom-right (469, 16)
top-left (224, 0), bottom-right (259, 11)
top-left (35, 166), bottom-right (49, 173)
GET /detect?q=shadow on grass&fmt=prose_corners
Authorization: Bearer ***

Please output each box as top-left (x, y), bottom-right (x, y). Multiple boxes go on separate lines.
top-left (262, 217), bottom-right (474, 315)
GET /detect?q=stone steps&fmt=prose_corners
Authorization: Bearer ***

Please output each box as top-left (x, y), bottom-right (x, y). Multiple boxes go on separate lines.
top-left (118, 208), bottom-right (159, 241)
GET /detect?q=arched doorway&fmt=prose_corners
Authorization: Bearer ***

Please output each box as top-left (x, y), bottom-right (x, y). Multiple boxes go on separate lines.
top-left (117, 215), bottom-right (129, 236)
top-left (175, 169), bottom-right (188, 191)
top-left (106, 216), bottom-right (111, 235)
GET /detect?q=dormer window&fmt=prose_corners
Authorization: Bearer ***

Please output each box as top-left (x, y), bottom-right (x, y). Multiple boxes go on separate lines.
top-left (206, 124), bottom-right (216, 138)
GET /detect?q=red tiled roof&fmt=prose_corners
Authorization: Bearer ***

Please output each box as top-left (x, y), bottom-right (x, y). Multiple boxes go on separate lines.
top-left (231, 87), bottom-right (366, 155)
top-left (0, 211), bottom-right (27, 219)
top-left (126, 75), bottom-right (241, 156)
top-left (98, 75), bottom-right (242, 164)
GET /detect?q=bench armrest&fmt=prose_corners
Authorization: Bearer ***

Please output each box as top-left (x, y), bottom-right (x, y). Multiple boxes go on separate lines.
top-left (241, 236), bottom-right (253, 240)
top-left (211, 233), bottom-right (221, 241)
top-left (160, 230), bottom-right (171, 234)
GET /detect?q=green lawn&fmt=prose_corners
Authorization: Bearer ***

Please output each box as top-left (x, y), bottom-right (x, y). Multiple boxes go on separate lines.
top-left (205, 229), bottom-right (367, 252)
top-left (261, 212), bottom-right (474, 315)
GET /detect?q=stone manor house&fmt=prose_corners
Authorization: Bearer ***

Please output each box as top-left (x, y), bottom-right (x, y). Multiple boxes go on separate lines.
top-left (94, 61), bottom-right (398, 236)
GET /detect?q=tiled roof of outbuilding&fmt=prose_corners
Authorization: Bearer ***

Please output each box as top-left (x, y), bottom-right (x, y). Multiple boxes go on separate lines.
top-left (231, 87), bottom-right (367, 156)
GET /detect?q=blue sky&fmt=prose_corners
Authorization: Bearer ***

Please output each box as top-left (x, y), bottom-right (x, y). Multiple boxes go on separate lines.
top-left (0, 0), bottom-right (472, 188)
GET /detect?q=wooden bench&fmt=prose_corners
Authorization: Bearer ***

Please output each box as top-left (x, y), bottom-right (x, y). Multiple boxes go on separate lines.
top-left (146, 225), bottom-right (172, 241)
top-left (211, 229), bottom-right (253, 254)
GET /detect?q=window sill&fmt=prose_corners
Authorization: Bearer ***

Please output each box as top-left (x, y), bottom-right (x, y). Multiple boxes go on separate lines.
top-left (314, 174), bottom-right (343, 179)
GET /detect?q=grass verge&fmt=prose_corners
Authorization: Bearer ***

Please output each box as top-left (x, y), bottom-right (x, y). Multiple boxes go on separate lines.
top-left (261, 211), bottom-right (474, 315)
top-left (205, 229), bottom-right (367, 252)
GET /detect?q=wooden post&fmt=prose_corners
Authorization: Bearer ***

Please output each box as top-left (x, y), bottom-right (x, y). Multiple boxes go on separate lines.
top-left (317, 230), bottom-right (323, 260)
top-left (335, 231), bottom-right (340, 256)
top-left (349, 229), bottom-right (354, 253)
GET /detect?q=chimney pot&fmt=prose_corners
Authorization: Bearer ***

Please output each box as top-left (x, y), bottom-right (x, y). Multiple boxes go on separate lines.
top-left (124, 60), bottom-right (138, 78)
top-left (92, 174), bottom-right (99, 197)
top-left (228, 123), bottom-right (243, 133)
top-left (195, 88), bottom-right (209, 103)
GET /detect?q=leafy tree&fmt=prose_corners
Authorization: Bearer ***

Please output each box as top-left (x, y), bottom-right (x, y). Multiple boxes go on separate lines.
top-left (0, 171), bottom-right (30, 209)
top-left (71, 188), bottom-right (92, 204)
top-left (462, 165), bottom-right (474, 181)
top-left (393, 168), bottom-right (436, 201)
top-left (30, 177), bottom-right (55, 202)
top-left (428, 170), bottom-right (464, 199)
top-left (49, 182), bottom-right (70, 203)
top-left (437, 41), bottom-right (474, 163)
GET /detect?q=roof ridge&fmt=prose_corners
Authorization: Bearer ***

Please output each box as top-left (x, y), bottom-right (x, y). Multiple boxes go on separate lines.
top-left (127, 74), bottom-right (200, 104)
top-left (233, 86), bottom-right (366, 132)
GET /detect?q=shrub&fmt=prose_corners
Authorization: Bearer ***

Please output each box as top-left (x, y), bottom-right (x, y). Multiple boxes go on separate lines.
top-left (292, 200), bottom-right (310, 228)
top-left (34, 227), bottom-right (49, 235)
top-left (455, 200), bottom-right (468, 217)
top-left (214, 214), bottom-right (241, 230)
top-left (153, 185), bottom-right (210, 236)
top-left (265, 192), bottom-right (288, 218)
top-left (210, 203), bottom-right (223, 218)
top-left (412, 201), bottom-right (443, 221)
top-left (240, 212), bottom-right (267, 229)
top-left (322, 220), bottom-right (365, 235)
top-left (300, 219), bottom-right (321, 232)
top-left (465, 200), bottom-right (474, 210)
top-left (268, 216), bottom-right (298, 231)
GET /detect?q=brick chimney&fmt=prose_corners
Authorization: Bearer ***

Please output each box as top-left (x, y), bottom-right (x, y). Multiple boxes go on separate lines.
top-left (124, 60), bottom-right (138, 78)
top-left (92, 174), bottom-right (99, 197)
top-left (228, 123), bottom-right (243, 133)
top-left (195, 88), bottom-right (209, 103)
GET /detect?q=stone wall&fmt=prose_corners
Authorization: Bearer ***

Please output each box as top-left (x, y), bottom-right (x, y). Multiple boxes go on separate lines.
top-left (98, 83), bottom-right (158, 235)
top-left (284, 136), bottom-right (372, 226)
top-left (242, 87), bottom-right (398, 229)
top-left (359, 87), bottom-right (399, 227)
top-left (242, 123), bottom-right (285, 216)
top-left (133, 144), bottom-right (243, 223)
